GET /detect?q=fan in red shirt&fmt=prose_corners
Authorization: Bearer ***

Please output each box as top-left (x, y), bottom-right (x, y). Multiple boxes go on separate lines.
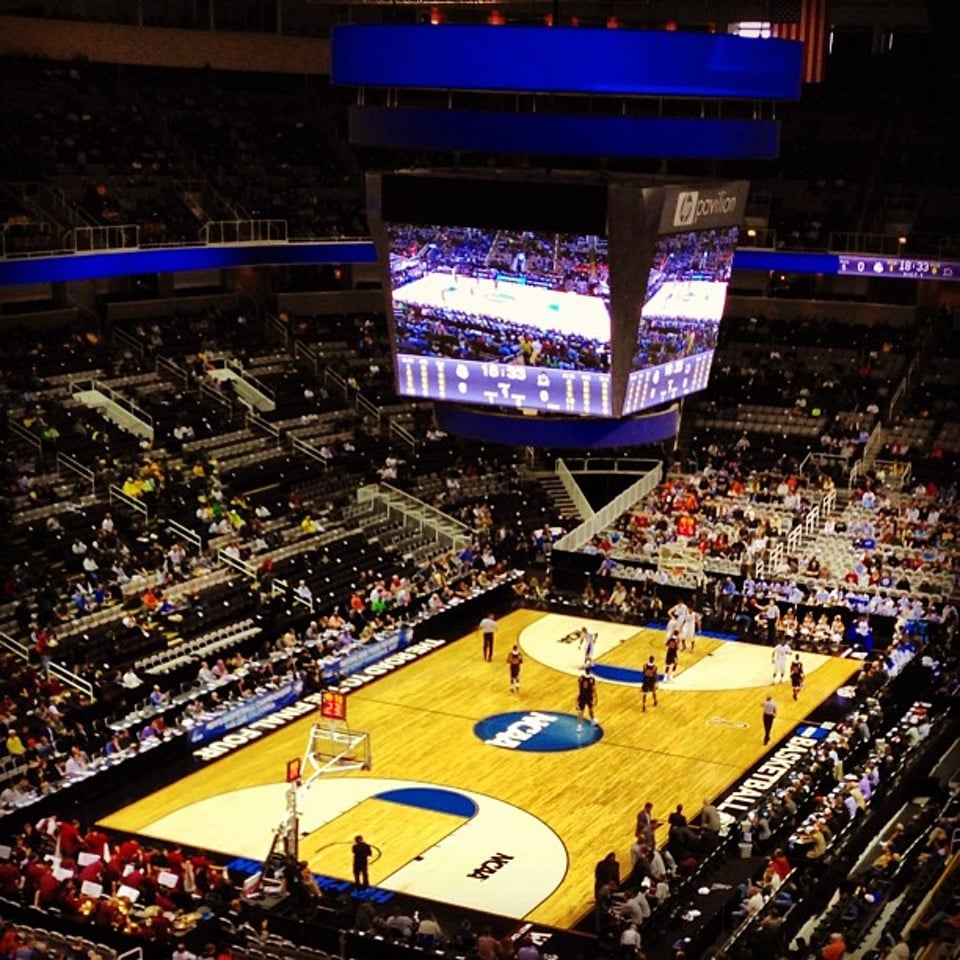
top-left (768, 848), bottom-right (791, 881)
top-left (676, 514), bottom-right (697, 539)
top-left (57, 818), bottom-right (84, 857)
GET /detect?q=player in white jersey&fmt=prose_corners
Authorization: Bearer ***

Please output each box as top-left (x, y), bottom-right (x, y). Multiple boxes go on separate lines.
top-left (580, 628), bottom-right (598, 668)
top-left (667, 601), bottom-right (688, 644)
top-left (680, 608), bottom-right (700, 652)
top-left (772, 640), bottom-right (792, 684)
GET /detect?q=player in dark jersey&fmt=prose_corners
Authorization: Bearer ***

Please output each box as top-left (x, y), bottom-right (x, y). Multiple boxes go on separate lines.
top-left (664, 631), bottom-right (680, 682)
top-left (642, 656), bottom-right (659, 712)
top-left (577, 666), bottom-right (598, 729)
top-left (790, 654), bottom-right (805, 700)
top-left (506, 643), bottom-right (523, 693)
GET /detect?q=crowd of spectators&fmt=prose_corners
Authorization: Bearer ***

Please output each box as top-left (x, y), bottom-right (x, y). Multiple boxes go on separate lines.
top-left (580, 626), bottom-right (960, 960)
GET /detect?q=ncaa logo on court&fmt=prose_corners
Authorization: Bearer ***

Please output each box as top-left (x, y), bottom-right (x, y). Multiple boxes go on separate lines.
top-left (474, 711), bottom-right (603, 751)
top-left (673, 190), bottom-right (699, 227)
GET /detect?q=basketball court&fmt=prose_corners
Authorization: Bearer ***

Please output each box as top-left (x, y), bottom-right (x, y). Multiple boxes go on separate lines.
top-left (99, 609), bottom-right (859, 929)
top-left (641, 279), bottom-right (729, 323)
top-left (393, 272), bottom-right (611, 339)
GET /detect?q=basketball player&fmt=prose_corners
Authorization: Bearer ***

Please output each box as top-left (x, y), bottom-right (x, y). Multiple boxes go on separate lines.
top-left (506, 644), bottom-right (523, 693)
top-left (680, 606), bottom-right (700, 652)
top-left (641, 656), bottom-right (659, 712)
top-left (772, 639), bottom-right (792, 684)
top-left (577, 666), bottom-right (598, 730)
top-left (479, 613), bottom-right (497, 662)
top-left (580, 627), bottom-right (598, 668)
top-left (790, 654), bottom-right (805, 700)
top-left (664, 631), bottom-right (679, 682)
top-left (667, 600), bottom-right (688, 640)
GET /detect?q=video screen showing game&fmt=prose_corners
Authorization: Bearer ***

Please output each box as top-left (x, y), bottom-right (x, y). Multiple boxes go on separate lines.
top-left (388, 223), bottom-right (613, 416)
top-left (622, 225), bottom-right (738, 415)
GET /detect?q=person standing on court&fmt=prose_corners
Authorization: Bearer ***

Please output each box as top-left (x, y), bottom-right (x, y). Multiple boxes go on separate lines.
top-left (642, 656), bottom-right (659, 711)
top-left (352, 834), bottom-right (373, 889)
top-left (761, 695), bottom-right (777, 745)
top-left (664, 631), bottom-right (679, 682)
top-left (635, 801), bottom-right (661, 847)
top-left (506, 643), bottom-right (523, 693)
top-left (772, 638), bottom-right (791, 684)
top-left (790, 654), bottom-right (805, 700)
top-left (577, 665), bottom-right (598, 730)
top-left (479, 613), bottom-right (497, 662)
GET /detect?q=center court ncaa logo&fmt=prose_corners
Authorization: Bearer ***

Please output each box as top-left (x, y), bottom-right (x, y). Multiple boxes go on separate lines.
top-left (474, 711), bottom-right (603, 751)
top-left (673, 190), bottom-right (699, 227)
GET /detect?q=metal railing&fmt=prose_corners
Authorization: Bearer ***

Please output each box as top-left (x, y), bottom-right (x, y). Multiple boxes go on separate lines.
top-left (109, 484), bottom-right (149, 519)
top-left (799, 451), bottom-right (846, 476)
top-left (873, 458), bottom-right (913, 490)
top-left (57, 452), bottom-right (96, 493)
top-left (360, 482), bottom-right (473, 551)
top-left (291, 435), bottom-right (329, 469)
top-left (294, 339), bottom-right (320, 373)
top-left (554, 461), bottom-right (663, 551)
top-left (0, 630), bottom-right (29, 661)
top-left (229, 360), bottom-right (276, 403)
top-left (246, 409), bottom-right (282, 445)
top-left (0, 629), bottom-right (94, 701)
top-left (156, 354), bottom-right (190, 387)
top-left (555, 458), bottom-right (594, 521)
top-left (73, 223), bottom-right (140, 252)
top-left (112, 325), bottom-right (145, 360)
top-left (356, 391), bottom-right (382, 427)
top-left (167, 518), bottom-right (202, 551)
top-left (861, 422), bottom-right (885, 471)
top-left (205, 357), bottom-right (276, 403)
top-left (199, 219), bottom-right (288, 245)
top-left (217, 549), bottom-right (257, 579)
top-left (69, 377), bottom-right (155, 432)
top-left (389, 420), bottom-right (417, 453)
top-left (199, 380), bottom-right (232, 410)
top-left (8, 420), bottom-right (43, 456)
top-left (324, 365), bottom-right (349, 398)
top-left (265, 312), bottom-right (291, 350)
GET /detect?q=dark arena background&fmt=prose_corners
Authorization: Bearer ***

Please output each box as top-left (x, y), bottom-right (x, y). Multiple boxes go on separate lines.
top-left (0, 3), bottom-right (958, 960)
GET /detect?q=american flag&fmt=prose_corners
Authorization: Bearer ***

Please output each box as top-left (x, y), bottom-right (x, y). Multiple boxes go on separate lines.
top-left (770, 0), bottom-right (830, 84)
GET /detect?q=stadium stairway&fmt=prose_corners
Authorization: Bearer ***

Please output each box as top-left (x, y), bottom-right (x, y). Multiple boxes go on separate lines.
top-left (528, 470), bottom-right (584, 523)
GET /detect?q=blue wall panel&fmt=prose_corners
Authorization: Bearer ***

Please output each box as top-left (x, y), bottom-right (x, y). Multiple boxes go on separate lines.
top-left (332, 25), bottom-right (803, 100)
top-left (349, 108), bottom-right (781, 159)
top-left (0, 241), bottom-right (376, 286)
top-left (434, 403), bottom-right (680, 448)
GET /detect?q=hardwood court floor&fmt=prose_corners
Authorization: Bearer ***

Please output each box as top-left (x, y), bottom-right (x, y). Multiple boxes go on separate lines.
top-left (101, 609), bottom-right (859, 930)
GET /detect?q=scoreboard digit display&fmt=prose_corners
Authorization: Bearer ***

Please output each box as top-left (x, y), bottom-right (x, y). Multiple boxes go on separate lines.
top-left (837, 255), bottom-right (960, 281)
top-left (320, 690), bottom-right (347, 721)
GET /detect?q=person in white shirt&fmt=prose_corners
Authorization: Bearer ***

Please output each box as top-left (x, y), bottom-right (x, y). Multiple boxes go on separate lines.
top-left (619, 921), bottom-right (642, 957)
top-left (618, 889), bottom-right (652, 924)
top-left (772, 640), bottom-right (791, 683)
top-left (197, 661), bottom-right (218, 684)
top-left (294, 580), bottom-right (313, 603)
top-left (63, 746), bottom-right (90, 778)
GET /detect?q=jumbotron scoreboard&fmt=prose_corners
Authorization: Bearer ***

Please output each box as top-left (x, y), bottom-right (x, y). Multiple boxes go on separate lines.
top-left (367, 171), bottom-right (747, 421)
